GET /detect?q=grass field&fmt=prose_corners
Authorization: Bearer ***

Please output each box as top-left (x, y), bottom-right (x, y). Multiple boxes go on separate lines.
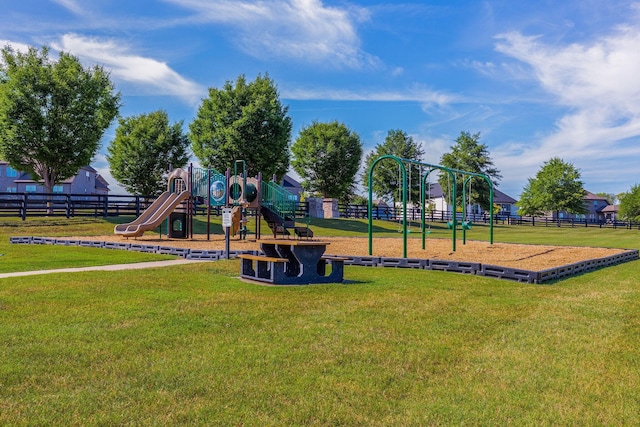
top-left (1, 216), bottom-right (639, 425)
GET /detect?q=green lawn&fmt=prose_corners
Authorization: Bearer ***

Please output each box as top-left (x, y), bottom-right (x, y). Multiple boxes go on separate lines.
top-left (0, 217), bottom-right (175, 273)
top-left (1, 217), bottom-right (639, 425)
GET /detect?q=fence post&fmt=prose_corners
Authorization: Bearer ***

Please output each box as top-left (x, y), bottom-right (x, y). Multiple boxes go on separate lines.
top-left (103, 195), bottom-right (108, 217)
top-left (66, 194), bottom-right (71, 218)
top-left (21, 193), bottom-right (27, 220)
top-left (135, 196), bottom-right (141, 217)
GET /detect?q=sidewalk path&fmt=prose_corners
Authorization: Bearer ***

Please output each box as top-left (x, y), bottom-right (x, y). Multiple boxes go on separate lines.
top-left (0, 259), bottom-right (208, 279)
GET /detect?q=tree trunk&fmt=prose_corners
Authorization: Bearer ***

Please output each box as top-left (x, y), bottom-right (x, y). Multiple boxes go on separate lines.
top-left (42, 173), bottom-right (55, 216)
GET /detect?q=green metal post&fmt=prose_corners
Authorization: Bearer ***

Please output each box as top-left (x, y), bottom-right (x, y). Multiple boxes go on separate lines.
top-left (462, 176), bottom-right (471, 245)
top-left (421, 168), bottom-right (435, 251)
top-left (450, 170), bottom-right (457, 252)
top-left (368, 155), bottom-right (407, 257)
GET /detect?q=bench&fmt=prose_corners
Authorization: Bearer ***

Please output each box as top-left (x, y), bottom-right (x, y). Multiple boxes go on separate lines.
top-left (317, 255), bottom-right (348, 280)
top-left (237, 254), bottom-right (290, 283)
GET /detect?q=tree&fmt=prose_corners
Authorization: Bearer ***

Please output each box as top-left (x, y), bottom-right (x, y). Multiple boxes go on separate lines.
top-left (618, 184), bottom-right (640, 222)
top-left (438, 131), bottom-right (501, 210)
top-left (189, 73), bottom-right (291, 180)
top-left (291, 121), bottom-right (362, 201)
top-left (107, 110), bottom-right (190, 196)
top-left (0, 45), bottom-right (120, 193)
top-left (362, 129), bottom-right (425, 205)
top-left (517, 157), bottom-right (587, 221)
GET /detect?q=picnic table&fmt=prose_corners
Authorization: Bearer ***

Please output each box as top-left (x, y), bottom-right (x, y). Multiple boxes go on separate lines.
top-left (238, 239), bottom-right (345, 285)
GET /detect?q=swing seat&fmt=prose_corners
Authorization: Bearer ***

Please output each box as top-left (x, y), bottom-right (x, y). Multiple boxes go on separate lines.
top-left (398, 228), bottom-right (414, 234)
top-left (446, 221), bottom-right (453, 229)
top-left (462, 221), bottom-right (472, 230)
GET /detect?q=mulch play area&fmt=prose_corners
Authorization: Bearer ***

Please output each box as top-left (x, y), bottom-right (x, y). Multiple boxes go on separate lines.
top-left (75, 234), bottom-right (622, 270)
top-left (37, 234), bottom-right (637, 284)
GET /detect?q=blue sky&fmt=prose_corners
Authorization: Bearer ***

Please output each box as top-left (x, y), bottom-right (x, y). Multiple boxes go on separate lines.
top-left (2, 0), bottom-right (640, 199)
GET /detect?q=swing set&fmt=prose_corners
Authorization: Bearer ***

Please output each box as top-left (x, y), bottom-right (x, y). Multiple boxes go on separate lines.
top-left (394, 161), bottom-right (424, 234)
top-left (367, 155), bottom-right (495, 258)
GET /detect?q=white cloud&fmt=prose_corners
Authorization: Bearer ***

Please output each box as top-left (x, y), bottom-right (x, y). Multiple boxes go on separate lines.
top-left (391, 67), bottom-right (404, 77)
top-left (163, 0), bottom-right (378, 68)
top-left (51, 0), bottom-right (85, 16)
top-left (492, 25), bottom-right (640, 193)
top-left (51, 34), bottom-right (204, 104)
top-left (93, 153), bottom-right (129, 195)
top-left (282, 85), bottom-right (457, 107)
top-left (0, 40), bottom-right (33, 54)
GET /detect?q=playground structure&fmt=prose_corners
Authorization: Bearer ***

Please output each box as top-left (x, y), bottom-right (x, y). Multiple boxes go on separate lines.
top-left (114, 168), bottom-right (191, 238)
top-left (114, 162), bottom-right (312, 241)
top-left (367, 155), bottom-right (495, 257)
top-left (112, 161), bottom-right (342, 285)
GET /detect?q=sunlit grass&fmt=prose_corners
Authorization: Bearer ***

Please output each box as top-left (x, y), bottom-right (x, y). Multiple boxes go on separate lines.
top-left (0, 217), bottom-right (175, 273)
top-left (1, 260), bottom-right (639, 425)
top-left (1, 217), bottom-right (640, 424)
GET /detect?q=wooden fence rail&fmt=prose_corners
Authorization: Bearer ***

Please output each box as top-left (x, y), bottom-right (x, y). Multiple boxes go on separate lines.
top-left (1, 192), bottom-right (638, 230)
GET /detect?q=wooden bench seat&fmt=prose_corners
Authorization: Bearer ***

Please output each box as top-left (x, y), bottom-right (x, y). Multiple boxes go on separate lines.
top-left (237, 254), bottom-right (288, 263)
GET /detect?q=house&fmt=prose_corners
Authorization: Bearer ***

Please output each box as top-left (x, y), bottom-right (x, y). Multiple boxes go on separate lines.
top-left (0, 161), bottom-right (110, 196)
top-left (601, 204), bottom-right (619, 222)
top-left (425, 183), bottom-right (518, 218)
top-left (280, 174), bottom-right (302, 201)
top-left (528, 191), bottom-right (625, 223)
top-left (544, 191), bottom-right (610, 222)
top-left (583, 192), bottom-right (610, 222)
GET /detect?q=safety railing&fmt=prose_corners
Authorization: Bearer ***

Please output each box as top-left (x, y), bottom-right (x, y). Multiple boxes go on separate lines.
top-left (261, 180), bottom-right (298, 219)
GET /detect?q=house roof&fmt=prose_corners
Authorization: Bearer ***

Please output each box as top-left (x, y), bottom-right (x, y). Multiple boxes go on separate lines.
top-left (281, 174), bottom-right (302, 190)
top-left (96, 174), bottom-right (110, 190)
top-left (601, 204), bottom-right (619, 213)
top-left (584, 191), bottom-right (609, 202)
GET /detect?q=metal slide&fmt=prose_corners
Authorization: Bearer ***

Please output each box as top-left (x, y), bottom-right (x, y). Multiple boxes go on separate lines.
top-left (114, 190), bottom-right (190, 238)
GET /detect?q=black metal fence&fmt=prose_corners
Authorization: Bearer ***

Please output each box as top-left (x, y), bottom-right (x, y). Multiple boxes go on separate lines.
top-left (337, 203), bottom-right (640, 230)
top-left (0, 192), bottom-right (156, 219)
top-left (0, 192), bottom-right (312, 221)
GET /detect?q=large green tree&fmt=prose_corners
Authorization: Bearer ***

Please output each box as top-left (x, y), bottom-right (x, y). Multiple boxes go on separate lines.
top-left (189, 73), bottom-right (291, 180)
top-left (618, 184), bottom-right (640, 222)
top-left (0, 45), bottom-right (120, 193)
top-left (291, 121), bottom-right (362, 200)
top-left (438, 131), bottom-right (501, 210)
top-left (517, 157), bottom-right (587, 221)
top-left (107, 110), bottom-right (190, 196)
top-left (362, 129), bottom-right (425, 205)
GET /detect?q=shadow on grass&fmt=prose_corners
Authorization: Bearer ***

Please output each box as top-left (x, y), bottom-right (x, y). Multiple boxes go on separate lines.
top-left (310, 218), bottom-right (395, 234)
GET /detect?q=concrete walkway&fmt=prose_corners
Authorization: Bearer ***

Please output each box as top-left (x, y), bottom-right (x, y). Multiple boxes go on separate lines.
top-left (0, 259), bottom-right (208, 279)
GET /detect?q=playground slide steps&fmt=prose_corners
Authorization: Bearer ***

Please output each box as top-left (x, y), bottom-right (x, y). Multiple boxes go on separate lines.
top-left (260, 205), bottom-right (313, 239)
